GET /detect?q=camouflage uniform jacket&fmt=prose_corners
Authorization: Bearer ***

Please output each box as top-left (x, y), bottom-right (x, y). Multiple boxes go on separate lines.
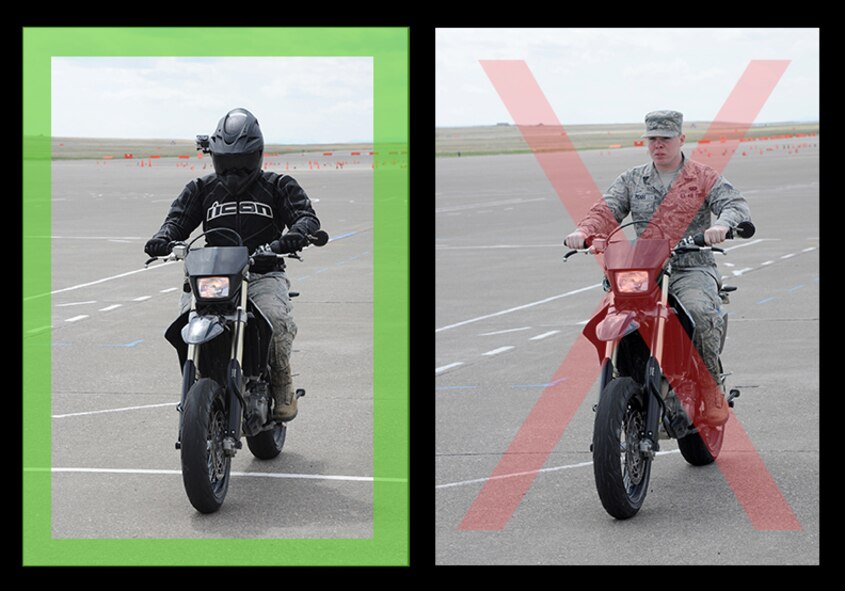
top-left (576, 153), bottom-right (751, 271)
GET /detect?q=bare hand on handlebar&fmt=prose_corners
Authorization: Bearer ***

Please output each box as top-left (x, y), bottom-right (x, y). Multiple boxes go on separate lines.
top-left (564, 229), bottom-right (589, 250)
top-left (703, 225), bottom-right (729, 246)
top-left (686, 220), bottom-right (755, 248)
top-left (563, 232), bottom-right (601, 262)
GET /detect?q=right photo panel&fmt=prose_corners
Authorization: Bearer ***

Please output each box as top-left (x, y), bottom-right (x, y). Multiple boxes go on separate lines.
top-left (435, 27), bottom-right (819, 565)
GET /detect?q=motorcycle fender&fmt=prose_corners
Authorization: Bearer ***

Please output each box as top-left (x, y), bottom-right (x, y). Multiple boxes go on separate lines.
top-left (181, 312), bottom-right (226, 345)
top-left (595, 311), bottom-right (639, 342)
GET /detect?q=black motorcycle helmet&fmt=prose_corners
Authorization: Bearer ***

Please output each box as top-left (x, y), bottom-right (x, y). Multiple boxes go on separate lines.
top-left (209, 108), bottom-right (264, 176)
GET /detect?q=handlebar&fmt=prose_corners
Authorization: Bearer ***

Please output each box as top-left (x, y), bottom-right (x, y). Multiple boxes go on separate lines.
top-left (144, 229), bottom-right (330, 267)
top-left (677, 221), bottom-right (755, 254)
top-left (688, 220), bottom-right (755, 246)
top-left (562, 221), bottom-right (755, 262)
top-left (268, 229), bottom-right (330, 255)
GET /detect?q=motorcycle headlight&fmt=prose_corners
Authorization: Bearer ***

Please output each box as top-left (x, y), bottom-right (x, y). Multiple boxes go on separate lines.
top-left (615, 270), bottom-right (650, 293)
top-left (196, 276), bottom-right (230, 299)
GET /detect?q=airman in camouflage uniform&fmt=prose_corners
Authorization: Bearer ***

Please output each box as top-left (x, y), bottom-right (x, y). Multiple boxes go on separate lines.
top-left (565, 111), bottom-right (752, 425)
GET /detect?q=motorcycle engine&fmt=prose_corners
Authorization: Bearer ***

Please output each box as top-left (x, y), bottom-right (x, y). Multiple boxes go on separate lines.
top-left (243, 380), bottom-right (271, 437)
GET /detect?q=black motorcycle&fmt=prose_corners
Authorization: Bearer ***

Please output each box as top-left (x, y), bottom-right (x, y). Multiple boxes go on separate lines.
top-left (146, 228), bottom-right (328, 513)
top-left (564, 220), bottom-right (754, 519)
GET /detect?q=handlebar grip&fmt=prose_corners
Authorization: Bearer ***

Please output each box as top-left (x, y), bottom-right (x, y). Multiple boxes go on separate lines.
top-left (269, 229), bottom-right (331, 254)
top-left (563, 249), bottom-right (579, 261)
top-left (692, 233), bottom-right (707, 247)
top-left (309, 230), bottom-right (330, 247)
top-left (726, 221), bottom-right (756, 240)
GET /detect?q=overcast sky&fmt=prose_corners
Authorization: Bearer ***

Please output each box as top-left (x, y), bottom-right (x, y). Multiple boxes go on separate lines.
top-left (436, 28), bottom-right (819, 127)
top-left (52, 57), bottom-right (373, 144)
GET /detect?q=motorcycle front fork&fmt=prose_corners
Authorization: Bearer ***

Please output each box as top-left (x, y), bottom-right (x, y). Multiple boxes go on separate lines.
top-left (176, 283), bottom-right (250, 456)
top-left (641, 275), bottom-right (672, 456)
top-left (597, 276), bottom-right (671, 457)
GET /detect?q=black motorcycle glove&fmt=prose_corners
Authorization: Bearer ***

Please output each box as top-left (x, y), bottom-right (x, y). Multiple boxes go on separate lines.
top-left (271, 230), bottom-right (307, 254)
top-left (250, 250), bottom-right (281, 274)
top-left (145, 237), bottom-right (171, 257)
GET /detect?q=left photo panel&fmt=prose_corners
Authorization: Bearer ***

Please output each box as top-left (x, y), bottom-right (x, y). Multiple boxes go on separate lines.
top-left (23, 27), bottom-right (408, 567)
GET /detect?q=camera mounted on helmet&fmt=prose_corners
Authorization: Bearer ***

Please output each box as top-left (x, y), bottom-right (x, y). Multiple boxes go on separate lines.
top-left (196, 135), bottom-right (211, 154)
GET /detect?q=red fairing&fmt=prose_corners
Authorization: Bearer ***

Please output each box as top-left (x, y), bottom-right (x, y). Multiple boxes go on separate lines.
top-left (596, 310), bottom-right (639, 342)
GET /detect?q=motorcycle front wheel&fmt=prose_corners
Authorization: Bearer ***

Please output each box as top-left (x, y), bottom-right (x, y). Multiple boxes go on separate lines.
top-left (180, 378), bottom-right (231, 513)
top-left (592, 377), bottom-right (652, 519)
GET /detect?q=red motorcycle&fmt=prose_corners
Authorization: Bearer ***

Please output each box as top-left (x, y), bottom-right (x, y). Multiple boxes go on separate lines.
top-left (564, 220), bottom-right (755, 519)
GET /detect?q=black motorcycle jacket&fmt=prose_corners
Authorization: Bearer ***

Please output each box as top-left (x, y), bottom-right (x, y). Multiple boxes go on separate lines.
top-left (151, 170), bottom-right (321, 253)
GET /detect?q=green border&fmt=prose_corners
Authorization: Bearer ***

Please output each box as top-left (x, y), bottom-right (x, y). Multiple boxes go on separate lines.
top-left (22, 27), bottom-right (408, 566)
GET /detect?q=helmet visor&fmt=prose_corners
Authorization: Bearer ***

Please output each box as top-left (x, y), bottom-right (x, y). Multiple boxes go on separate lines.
top-left (212, 151), bottom-right (262, 176)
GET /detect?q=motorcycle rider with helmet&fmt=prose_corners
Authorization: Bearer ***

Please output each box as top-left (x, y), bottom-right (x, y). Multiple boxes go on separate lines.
top-left (145, 107), bottom-right (321, 422)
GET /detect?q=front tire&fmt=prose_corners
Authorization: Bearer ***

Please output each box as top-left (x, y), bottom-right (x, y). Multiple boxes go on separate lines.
top-left (181, 378), bottom-right (231, 513)
top-left (593, 377), bottom-right (652, 519)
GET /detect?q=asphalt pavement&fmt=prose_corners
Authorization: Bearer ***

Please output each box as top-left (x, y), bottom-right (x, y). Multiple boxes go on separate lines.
top-left (435, 138), bottom-right (820, 565)
top-left (49, 153), bottom-right (374, 538)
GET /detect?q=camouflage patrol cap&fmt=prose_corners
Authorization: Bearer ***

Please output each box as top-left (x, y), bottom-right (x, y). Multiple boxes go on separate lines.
top-left (642, 110), bottom-right (683, 138)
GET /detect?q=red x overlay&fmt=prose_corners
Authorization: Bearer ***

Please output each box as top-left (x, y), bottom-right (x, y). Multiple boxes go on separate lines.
top-left (458, 60), bottom-right (800, 531)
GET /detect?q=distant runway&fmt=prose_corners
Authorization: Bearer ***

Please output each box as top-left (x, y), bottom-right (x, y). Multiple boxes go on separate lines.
top-left (48, 153), bottom-right (374, 538)
top-left (436, 138), bottom-right (819, 564)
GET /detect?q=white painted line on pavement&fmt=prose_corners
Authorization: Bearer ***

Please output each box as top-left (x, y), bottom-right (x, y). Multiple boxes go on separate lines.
top-left (780, 253), bottom-right (796, 259)
top-left (436, 362), bottom-right (464, 374)
top-left (37, 236), bottom-right (148, 240)
top-left (436, 196), bottom-right (547, 214)
top-left (25, 260), bottom-right (178, 301)
top-left (29, 467), bottom-right (403, 484)
top-left (436, 283), bottom-right (602, 333)
top-left (437, 244), bottom-right (571, 250)
top-left (482, 346), bottom-right (514, 356)
top-left (479, 327), bottom-right (532, 336)
top-left (530, 330), bottom-right (561, 340)
top-left (98, 304), bottom-right (122, 312)
top-left (732, 268), bottom-right (753, 276)
top-left (435, 449), bottom-right (681, 490)
top-left (26, 325), bottom-right (52, 335)
top-left (132, 296), bottom-right (152, 302)
top-left (160, 287), bottom-right (179, 293)
top-left (65, 315), bottom-right (88, 323)
top-left (53, 402), bottom-right (177, 418)
top-left (723, 238), bottom-right (772, 252)
top-left (56, 301), bottom-right (97, 307)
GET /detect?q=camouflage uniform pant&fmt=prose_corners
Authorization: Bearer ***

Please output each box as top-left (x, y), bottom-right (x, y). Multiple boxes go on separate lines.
top-left (669, 267), bottom-right (723, 381)
top-left (181, 271), bottom-right (297, 401)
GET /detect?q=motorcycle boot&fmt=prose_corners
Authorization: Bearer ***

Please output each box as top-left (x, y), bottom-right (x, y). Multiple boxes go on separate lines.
top-left (249, 272), bottom-right (300, 422)
top-left (271, 359), bottom-right (298, 422)
top-left (700, 383), bottom-right (730, 425)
